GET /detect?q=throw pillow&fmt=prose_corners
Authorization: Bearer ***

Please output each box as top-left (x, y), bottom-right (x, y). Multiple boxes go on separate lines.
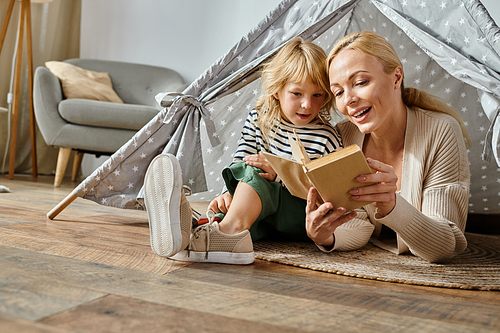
top-left (45, 61), bottom-right (123, 103)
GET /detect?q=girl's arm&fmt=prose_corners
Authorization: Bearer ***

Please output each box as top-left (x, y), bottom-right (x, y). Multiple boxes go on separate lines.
top-left (208, 192), bottom-right (232, 215)
top-left (230, 110), bottom-right (261, 164)
top-left (211, 110), bottom-right (262, 213)
top-left (243, 152), bottom-right (277, 181)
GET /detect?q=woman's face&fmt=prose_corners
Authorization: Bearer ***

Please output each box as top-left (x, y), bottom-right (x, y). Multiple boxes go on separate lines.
top-left (328, 49), bottom-right (403, 135)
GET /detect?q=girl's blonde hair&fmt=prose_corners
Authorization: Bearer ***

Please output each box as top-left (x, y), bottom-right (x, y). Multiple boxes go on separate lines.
top-left (327, 31), bottom-right (471, 148)
top-left (256, 37), bottom-right (333, 142)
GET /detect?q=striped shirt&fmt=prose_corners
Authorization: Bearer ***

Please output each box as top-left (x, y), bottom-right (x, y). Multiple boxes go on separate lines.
top-left (231, 109), bottom-right (343, 165)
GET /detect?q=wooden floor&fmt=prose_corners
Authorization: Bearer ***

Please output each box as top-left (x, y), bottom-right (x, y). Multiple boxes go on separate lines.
top-left (1, 174), bottom-right (499, 333)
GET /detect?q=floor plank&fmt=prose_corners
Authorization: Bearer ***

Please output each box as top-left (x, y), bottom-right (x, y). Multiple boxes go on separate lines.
top-left (0, 247), bottom-right (106, 321)
top-left (0, 314), bottom-right (75, 333)
top-left (2, 244), bottom-right (498, 332)
top-left (1, 175), bottom-right (500, 332)
top-left (252, 259), bottom-right (500, 306)
top-left (0, 227), bottom-right (187, 275)
top-left (173, 263), bottom-right (500, 330)
top-left (40, 294), bottom-right (303, 333)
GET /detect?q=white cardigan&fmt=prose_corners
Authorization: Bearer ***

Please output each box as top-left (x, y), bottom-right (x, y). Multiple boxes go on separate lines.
top-left (322, 106), bottom-right (470, 263)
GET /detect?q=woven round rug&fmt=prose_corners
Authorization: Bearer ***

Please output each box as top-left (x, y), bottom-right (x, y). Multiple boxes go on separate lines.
top-left (254, 232), bottom-right (500, 290)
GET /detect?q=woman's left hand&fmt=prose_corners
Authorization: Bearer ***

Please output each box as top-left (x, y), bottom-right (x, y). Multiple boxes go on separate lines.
top-left (243, 152), bottom-right (277, 181)
top-left (350, 158), bottom-right (398, 217)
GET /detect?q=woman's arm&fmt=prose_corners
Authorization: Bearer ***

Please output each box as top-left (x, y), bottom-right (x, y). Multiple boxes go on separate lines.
top-left (374, 119), bottom-right (469, 262)
top-left (376, 188), bottom-right (468, 262)
top-left (305, 187), bottom-right (375, 251)
top-left (351, 118), bottom-right (469, 262)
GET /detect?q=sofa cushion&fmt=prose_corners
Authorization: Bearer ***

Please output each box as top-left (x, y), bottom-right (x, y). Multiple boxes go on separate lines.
top-left (58, 99), bottom-right (160, 130)
top-left (46, 61), bottom-right (124, 103)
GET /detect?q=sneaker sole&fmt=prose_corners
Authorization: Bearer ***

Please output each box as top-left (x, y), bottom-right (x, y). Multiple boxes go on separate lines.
top-left (144, 153), bottom-right (183, 257)
top-left (169, 250), bottom-right (255, 265)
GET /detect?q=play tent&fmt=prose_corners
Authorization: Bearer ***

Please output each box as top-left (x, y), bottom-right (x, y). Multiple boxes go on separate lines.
top-left (50, 0), bottom-right (500, 218)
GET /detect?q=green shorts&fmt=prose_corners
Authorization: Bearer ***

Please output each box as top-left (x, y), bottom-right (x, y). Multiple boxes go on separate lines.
top-left (220, 161), bottom-right (309, 241)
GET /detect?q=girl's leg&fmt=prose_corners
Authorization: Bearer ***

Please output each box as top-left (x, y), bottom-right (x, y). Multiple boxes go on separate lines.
top-left (144, 153), bottom-right (192, 258)
top-left (218, 181), bottom-right (262, 235)
top-left (145, 155), bottom-right (254, 265)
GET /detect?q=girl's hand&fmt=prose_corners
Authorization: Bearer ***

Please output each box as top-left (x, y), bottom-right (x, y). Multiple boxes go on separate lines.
top-left (243, 152), bottom-right (277, 181)
top-left (305, 187), bottom-right (357, 247)
top-left (350, 158), bottom-right (398, 217)
top-left (207, 192), bottom-right (232, 214)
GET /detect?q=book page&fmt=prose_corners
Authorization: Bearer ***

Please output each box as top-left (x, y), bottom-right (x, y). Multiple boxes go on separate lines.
top-left (306, 144), bottom-right (360, 171)
top-left (288, 131), bottom-right (311, 164)
top-left (262, 152), bottom-right (312, 200)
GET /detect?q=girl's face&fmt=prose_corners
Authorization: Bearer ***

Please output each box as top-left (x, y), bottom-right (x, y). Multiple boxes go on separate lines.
top-left (274, 80), bottom-right (326, 126)
top-left (328, 49), bottom-right (403, 136)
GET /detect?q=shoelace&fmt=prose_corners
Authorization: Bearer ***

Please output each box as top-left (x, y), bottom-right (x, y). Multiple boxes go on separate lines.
top-left (182, 185), bottom-right (201, 220)
top-left (188, 210), bottom-right (216, 259)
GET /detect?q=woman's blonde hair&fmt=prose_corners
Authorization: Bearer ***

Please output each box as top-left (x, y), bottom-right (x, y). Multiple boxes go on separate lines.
top-left (256, 37), bottom-right (333, 142)
top-left (327, 31), bottom-right (471, 148)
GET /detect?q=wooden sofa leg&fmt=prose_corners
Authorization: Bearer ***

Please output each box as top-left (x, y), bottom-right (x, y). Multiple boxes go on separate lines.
top-left (72, 151), bottom-right (84, 181)
top-left (54, 148), bottom-right (72, 187)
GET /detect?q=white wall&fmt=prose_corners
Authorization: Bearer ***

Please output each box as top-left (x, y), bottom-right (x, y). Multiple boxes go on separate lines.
top-left (81, 0), bottom-right (500, 82)
top-left (482, 0), bottom-right (499, 25)
top-left (79, 0), bottom-right (500, 177)
top-left (81, 0), bottom-right (282, 83)
top-left (80, 0), bottom-right (281, 176)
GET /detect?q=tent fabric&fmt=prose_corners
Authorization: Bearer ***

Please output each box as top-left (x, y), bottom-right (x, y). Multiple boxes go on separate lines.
top-left (74, 0), bottom-right (500, 214)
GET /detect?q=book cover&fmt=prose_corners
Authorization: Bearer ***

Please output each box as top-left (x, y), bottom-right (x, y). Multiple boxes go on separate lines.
top-left (262, 133), bottom-right (375, 212)
top-left (304, 144), bottom-right (375, 211)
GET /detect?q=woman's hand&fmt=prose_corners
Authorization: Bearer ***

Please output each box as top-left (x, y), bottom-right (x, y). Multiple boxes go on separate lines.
top-left (350, 158), bottom-right (398, 217)
top-left (243, 152), bottom-right (277, 181)
top-left (305, 187), bottom-right (357, 247)
top-left (207, 192), bottom-right (232, 214)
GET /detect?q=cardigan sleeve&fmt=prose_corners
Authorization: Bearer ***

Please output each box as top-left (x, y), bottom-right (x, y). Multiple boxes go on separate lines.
top-left (376, 187), bottom-right (468, 262)
top-left (373, 116), bottom-right (469, 263)
top-left (316, 209), bottom-right (375, 252)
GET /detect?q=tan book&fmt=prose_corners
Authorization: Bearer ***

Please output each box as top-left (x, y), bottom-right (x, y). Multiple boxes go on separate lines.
top-left (262, 131), bottom-right (375, 212)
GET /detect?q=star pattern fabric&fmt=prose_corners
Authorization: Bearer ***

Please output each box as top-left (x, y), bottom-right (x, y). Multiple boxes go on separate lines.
top-left (75, 0), bottom-right (500, 214)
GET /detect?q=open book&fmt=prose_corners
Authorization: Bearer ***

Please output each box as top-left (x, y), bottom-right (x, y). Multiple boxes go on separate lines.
top-left (262, 131), bottom-right (375, 212)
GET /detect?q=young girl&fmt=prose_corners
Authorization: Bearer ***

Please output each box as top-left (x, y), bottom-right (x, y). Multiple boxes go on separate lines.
top-left (144, 37), bottom-right (342, 264)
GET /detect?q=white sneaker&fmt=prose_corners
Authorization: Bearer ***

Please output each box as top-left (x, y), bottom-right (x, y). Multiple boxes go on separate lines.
top-left (170, 211), bottom-right (254, 265)
top-left (144, 153), bottom-right (192, 257)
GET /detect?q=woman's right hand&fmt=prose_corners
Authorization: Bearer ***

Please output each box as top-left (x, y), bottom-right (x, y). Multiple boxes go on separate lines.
top-left (207, 192), bottom-right (232, 214)
top-left (350, 158), bottom-right (398, 217)
top-left (305, 187), bottom-right (357, 247)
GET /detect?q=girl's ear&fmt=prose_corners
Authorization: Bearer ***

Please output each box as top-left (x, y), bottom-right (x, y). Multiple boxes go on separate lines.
top-left (274, 92), bottom-right (279, 101)
top-left (394, 66), bottom-right (403, 89)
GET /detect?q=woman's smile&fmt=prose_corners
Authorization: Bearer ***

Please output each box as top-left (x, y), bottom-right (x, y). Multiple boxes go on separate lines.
top-left (351, 106), bottom-right (371, 121)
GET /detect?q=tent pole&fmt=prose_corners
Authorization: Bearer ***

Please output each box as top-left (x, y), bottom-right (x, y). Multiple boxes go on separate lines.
top-left (47, 192), bottom-right (78, 220)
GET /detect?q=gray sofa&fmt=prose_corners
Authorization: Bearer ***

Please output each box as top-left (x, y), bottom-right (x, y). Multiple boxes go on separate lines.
top-left (33, 58), bottom-right (187, 186)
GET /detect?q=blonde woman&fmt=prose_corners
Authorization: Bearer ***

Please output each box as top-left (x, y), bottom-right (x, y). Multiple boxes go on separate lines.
top-left (306, 31), bottom-right (470, 263)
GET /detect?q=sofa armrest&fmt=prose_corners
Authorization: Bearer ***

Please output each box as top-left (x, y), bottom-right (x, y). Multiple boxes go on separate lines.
top-left (33, 66), bottom-right (67, 146)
